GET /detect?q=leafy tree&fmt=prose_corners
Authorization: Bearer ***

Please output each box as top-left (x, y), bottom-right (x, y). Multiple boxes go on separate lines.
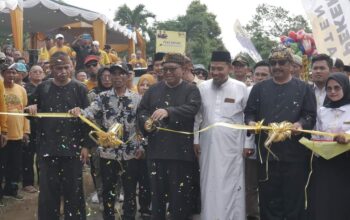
top-left (114, 4), bottom-right (156, 58)
top-left (244, 4), bottom-right (311, 59)
top-left (114, 4), bottom-right (155, 33)
top-left (154, 1), bottom-right (225, 66)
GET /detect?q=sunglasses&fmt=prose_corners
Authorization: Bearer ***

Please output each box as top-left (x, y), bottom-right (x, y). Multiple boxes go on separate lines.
top-left (269, 59), bottom-right (289, 66)
top-left (85, 62), bottom-right (98, 68)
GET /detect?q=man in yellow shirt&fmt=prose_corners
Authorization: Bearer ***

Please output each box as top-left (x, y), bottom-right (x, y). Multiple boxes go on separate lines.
top-left (104, 45), bottom-right (120, 64)
top-left (92, 41), bottom-right (110, 66)
top-left (129, 50), bottom-right (147, 68)
top-left (0, 63), bottom-right (30, 201)
top-left (49, 34), bottom-right (73, 58)
top-left (38, 37), bottom-right (54, 62)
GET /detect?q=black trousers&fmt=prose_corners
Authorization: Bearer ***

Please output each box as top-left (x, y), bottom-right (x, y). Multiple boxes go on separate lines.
top-left (0, 140), bottom-right (23, 196)
top-left (258, 160), bottom-right (308, 220)
top-left (22, 134), bottom-right (37, 187)
top-left (307, 154), bottom-right (350, 220)
top-left (121, 159), bottom-right (151, 220)
top-left (100, 158), bottom-right (123, 220)
top-left (38, 156), bottom-right (86, 220)
top-left (190, 159), bottom-right (201, 214)
top-left (148, 159), bottom-right (194, 220)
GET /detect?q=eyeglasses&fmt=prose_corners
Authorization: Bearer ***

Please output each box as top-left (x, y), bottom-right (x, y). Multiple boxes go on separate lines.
top-left (326, 85), bottom-right (342, 92)
top-left (85, 62), bottom-right (98, 68)
top-left (269, 59), bottom-right (289, 66)
top-left (163, 66), bottom-right (180, 73)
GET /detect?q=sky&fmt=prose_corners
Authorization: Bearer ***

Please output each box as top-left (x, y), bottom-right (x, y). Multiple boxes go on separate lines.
top-left (65, 0), bottom-right (307, 56)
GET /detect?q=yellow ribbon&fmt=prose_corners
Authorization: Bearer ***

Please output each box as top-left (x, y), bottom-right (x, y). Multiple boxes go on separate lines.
top-left (2, 112), bottom-right (350, 154)
top-left (0, 112), bottom-right (125, 148)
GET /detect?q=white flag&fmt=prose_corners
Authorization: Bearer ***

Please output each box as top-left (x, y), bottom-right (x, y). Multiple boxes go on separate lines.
top-left (302, 0), bottom-right (350, 64)
top-left (233, 20), bottom-right (262, 63)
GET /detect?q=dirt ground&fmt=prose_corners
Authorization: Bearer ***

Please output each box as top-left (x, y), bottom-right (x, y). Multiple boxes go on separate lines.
top-left (0, 166), bottom-right (111, 220)
top-left (0, 166), bottom-right (200, 220)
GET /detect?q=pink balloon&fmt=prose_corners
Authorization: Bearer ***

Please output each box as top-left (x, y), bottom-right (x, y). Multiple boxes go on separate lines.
top-left (296, 29), bottom-right (305, 41)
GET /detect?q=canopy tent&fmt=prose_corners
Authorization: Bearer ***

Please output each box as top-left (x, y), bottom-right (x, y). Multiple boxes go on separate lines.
top-left (0, 0), bottom-right (143, 55)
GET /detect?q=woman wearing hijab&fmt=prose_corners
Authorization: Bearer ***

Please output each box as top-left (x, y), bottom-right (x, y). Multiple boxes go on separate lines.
top-left (88, 67), bottom-right (112, 103)
top-left (309, 72), bottom-right (350, 220)
top-left (87, 67), bottom-right (112, 207)
top-left (137, 73), bottom-right (156, 96)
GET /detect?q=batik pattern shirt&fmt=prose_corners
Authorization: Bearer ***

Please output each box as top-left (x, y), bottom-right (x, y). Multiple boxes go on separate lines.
top-left (82, 88), bottom-right (141, 160)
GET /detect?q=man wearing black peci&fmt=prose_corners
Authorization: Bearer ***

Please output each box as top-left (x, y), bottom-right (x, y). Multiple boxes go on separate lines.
top-left (138, 53), bottom-right (201, 220)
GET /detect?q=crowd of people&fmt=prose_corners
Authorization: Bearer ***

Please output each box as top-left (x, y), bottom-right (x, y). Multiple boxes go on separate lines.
top-left (0, 32), bottom-right (350, 220)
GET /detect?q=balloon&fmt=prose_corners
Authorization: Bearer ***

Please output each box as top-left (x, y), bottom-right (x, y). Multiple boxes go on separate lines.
top-left (282, 30), bottom-right (317, 57)
top-left (280, 35), bottom-right (288, 43)
top-left (296, 29), bottom-right (306, 41)
top-left (290, 42), bottom-right (300, 54)
top-left (301, 33), bottom-right (316, 56)
top-left (289, 31), bottom-right (298, 41)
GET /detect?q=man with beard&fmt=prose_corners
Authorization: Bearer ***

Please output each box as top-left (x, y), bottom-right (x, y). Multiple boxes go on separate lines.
top-left (138, 53), bottom-right (201, 219)
top-left (194, 51), bottom-right (253, 220)
top-left (26, 52), bottom-right (90, 220)
top-left (244, 45), bottom-right (316, 220)
top-left (84, 55), bottom-right (101, 91)
top-left (72, 33), bottom-right (93, 71)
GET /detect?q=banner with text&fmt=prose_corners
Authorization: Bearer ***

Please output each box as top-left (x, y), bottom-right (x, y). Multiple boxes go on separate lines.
top-left (233, 20), bottom-right (262, 63)
top-left (156, 30), bottom-right (186, 54)
top-left (302, 0), bottom-right (350, 64)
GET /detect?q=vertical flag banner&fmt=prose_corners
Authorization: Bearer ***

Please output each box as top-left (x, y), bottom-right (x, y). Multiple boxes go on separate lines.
top-left (302, 0), bottom-right (350, 64)
top-left (156, 30), bottom-right (186, 54)
top-left (233, 20), bottom-right (262, 62)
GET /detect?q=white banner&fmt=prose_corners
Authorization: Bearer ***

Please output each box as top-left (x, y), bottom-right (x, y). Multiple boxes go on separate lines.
top-left (233, 20), bottom-right (262, 63)
top-left (302, 0), bottom-right (350, 64)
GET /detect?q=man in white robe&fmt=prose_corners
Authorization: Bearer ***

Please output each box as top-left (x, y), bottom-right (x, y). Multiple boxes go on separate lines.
top-left (194, 51), bottom-right (254, 220)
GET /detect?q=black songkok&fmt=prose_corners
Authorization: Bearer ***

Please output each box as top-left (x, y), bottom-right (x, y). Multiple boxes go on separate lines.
top-left (154, 52), bottom-right (166, 62)
top-left (211, 51), bottom-right (231, 63)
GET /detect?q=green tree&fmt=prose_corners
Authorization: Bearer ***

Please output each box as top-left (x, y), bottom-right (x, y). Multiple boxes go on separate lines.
top-left (244, 4), bottom-right (311, 59)
top-left (114, 4), bottom-right (156, 58)
top-left (114, 4), bottom-right (155, 32)
top-left (154, 1), bottom-right (225, 66)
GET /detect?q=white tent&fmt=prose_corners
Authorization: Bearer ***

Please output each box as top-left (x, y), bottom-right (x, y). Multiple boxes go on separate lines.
top-left (0, 0), bottom-right (138, 50)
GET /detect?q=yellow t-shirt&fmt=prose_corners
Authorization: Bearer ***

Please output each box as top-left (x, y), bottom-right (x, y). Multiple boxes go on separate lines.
top-left (0, 81), bottom-right (7, 133)
top-left (109, 53), bottom-right (119, 64)
top-left (38, 47), bottom-right (50, 62)
top-left (129, 58), bottom-right (147, 68)
top-left (4, 84), bottom-right (30, 140)
top-left (49, 46), bottom-right (73, 57)
top-left (99, 49), bottom-right (111, 66)
top-left (86, 80), bottom-right (97, 91)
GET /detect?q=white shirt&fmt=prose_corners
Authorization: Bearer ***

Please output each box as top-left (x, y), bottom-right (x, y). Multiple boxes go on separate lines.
top-left (314, 84), bottom-right (327, 110)
top-left (315, 104), bottom-right (350, 141)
